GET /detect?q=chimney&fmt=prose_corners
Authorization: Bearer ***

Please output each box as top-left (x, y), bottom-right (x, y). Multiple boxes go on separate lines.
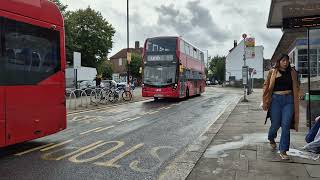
top-left (233, 40), bottom-right (237, 48)
top-left (135, 41), bottom-right (140, 49)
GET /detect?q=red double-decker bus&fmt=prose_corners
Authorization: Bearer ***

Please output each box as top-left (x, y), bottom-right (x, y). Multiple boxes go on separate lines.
top-left (0, 0), bottom-right (66, 147)
top-left (142, 36), bottom-right (206, 100)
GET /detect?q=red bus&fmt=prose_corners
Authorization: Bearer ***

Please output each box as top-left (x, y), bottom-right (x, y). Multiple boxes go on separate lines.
top-left (142, 36), bottom-right (206, 100)
top-left (0, 0), bottom-right (66, 147)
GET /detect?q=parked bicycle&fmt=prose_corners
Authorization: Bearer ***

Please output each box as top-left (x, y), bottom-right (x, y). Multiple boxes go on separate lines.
top-left (108, 86), bottom-right (132, 103)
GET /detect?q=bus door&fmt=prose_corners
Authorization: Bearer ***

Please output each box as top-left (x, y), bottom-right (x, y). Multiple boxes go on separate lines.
top-left (0, 17), bottom-right (5, 146)
top-left (0, 88), bottom-right (5, 146)
top-left (179, 67), bottom-right (186, 97)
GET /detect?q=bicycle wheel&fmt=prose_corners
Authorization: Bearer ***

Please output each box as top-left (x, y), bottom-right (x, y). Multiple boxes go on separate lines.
top-left (122, 90), bottom-right (132, 101)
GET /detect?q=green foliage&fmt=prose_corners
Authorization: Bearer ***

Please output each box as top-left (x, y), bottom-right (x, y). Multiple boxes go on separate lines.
top-left (128, 53), bottom-right (142, 79)
top-left (49, 0), bottom-right (68, 16)
top-left (65, 7), bottom-right (115, 68)
top-left (208, 55), bottom-right (226, 81)
top-left (205, 67), bottom-right (209, 79)
top-left (96, 59), bottom-right (113, 79)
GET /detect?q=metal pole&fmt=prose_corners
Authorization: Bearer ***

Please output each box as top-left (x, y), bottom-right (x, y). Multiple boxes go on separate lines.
top-left (307, 28), bottom-right (311, 129)
top-left (206, 50), bottom-right (209, 69)
top-left (252, 74), bottom-right (254, 93)
top-left (243, 38), bottom-right (248, 102)
top-left (127, 0), bottom-right (130, 86)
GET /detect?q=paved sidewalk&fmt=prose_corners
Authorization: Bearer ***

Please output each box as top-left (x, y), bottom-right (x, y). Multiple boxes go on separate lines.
top-left (66, 87), bottom-right (152, 113)
top-left (187, 89), bottom-right (320, 180)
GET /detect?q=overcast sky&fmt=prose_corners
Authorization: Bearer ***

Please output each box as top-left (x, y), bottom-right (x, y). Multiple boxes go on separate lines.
top-left (61, 0), bottom-right (283, 59)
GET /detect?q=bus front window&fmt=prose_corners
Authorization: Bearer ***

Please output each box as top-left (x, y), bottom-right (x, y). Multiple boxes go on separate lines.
top-left (143, 66), bottom-right (176, 86)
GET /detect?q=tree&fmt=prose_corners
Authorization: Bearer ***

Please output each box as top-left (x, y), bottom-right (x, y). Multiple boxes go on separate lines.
top-left (96, 59), bottom-right (113, 79)
top-left (128, 53), bottom-right (142, 79)
top-left (49, 0), bottom-right (68, 16)
top-left (65, 7), bottom-right (115, 68)
top-left (208, 55), bottom-right (226, 81)
top-left (205, 67), bottom-right (209, 79)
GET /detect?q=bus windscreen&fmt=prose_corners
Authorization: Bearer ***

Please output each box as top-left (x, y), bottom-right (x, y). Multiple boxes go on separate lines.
top-left (146, 38), bottom-right (176, 52)
top-left (143, 65), bottom-right (176, 86)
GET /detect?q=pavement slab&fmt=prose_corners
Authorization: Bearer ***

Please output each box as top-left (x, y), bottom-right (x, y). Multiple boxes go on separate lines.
top-left (188, 89), bottom-right (320, 180)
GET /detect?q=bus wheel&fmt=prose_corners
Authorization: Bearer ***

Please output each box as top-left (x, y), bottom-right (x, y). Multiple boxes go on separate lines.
top-left (154, 97), bottom-right (159, 101)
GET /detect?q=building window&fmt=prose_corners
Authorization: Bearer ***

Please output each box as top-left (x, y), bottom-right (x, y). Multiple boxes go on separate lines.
top-left (119, 58), bottom-right (122, 66)
top-left (297, 48), bottom-right (318, 78)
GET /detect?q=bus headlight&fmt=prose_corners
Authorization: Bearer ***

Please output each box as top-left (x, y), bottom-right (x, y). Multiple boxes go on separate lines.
top-left (173, 83), bottom-right (178, 90)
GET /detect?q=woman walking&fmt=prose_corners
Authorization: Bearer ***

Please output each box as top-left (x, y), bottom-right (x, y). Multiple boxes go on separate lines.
top-left (262, 54), bottom-right (301, 160)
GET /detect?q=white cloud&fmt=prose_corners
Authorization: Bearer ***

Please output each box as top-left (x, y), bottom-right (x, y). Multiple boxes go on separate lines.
top-left (61, 0), bottom-right (282, 59)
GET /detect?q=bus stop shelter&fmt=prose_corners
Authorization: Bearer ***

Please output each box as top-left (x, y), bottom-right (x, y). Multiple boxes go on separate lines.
top-left (267, 0), bottom-right (320, 127)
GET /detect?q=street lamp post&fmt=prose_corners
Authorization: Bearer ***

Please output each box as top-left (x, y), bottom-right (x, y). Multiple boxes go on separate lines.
top-left (206, 50), bottom-right (209, 69)
top-left (127, 0), bottom-right (130, 86)
top-left (242, 33), bottom-right (248, 102)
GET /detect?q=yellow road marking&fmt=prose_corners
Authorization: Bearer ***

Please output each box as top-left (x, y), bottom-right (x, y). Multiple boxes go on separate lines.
top-left (47, 141), bottom-right (104, 161)
top-left (164, 107), bottom-right (171, 109)
top-left (15, 143), bottom-right (55, 156)
top-left (40, 139), bottom-right (73, 152)
top-left (127, 117), bottom-right (141, 122)
top-left (80, 127), bottom-right (102, 135)
top-left (130, 146), bottom-right (176, 172)
top-left (118, 118), bottom-right (131, 123)
top-left (68, 141), bottom-right (124, 163)
top-left (94, 126), bottom-right (114, 133)
top-left (94, 120), bottom-right (104, 123)
top-left (157, 107), bottom-right (166, 110)
top-left (147, 111), bottom-right (159, 115)
top-left (94, 143), bottom-right (144, 168)
top-left (71, 116), bottom-right (97, 122)
top-left (138, 112), bottom-right (147, 116)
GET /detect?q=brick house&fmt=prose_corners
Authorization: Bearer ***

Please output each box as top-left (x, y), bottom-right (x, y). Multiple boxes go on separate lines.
top-left (109, 41), bottom-right (143, 82)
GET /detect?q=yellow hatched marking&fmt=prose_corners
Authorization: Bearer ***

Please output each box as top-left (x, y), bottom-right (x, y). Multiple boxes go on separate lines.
top-left (15, 143), bottom-right (55, 156)
top-left (138, 112), bottom-right (147, 116)
top-left (98, 107), bottom-right (112, 112)
top-left (94, 143), bottom-right (144, 168)
top-left (118, 118), bottom-right (131, 123)
top-left (94, 126), bottom-right (114, 133)
top-left (147, 111), bottom-right (159, 115)
top-left (80, 127), bottom-right (102, 135)
top-left (71, 116), bottom-right (97, 122)
top-left (40, 139), bottom-right (73, 152)
top-left (127, 117), bottom-right (141, 122)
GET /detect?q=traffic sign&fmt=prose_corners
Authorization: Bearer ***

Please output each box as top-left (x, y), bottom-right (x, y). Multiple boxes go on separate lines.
top-left (253, 69), bottom-right (257, 75)
top-left (73, 52), bottom-right (81, 69)
top-left (242, 66), bottom-right (248, 85)
top-left (127, 52), bottom-right (131, 64)
top-left (242, 33), bottom-right (247, 39)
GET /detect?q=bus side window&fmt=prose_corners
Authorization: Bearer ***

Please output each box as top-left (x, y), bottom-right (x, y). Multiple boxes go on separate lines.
top-left (42, 53), bottom-right (52, 72)
top-left (6, 48), bottom-right (15, 64)
top-left (31, 52), bottom-right (40, 67)
top-left (42, 52), bottom-right (58, 73)
top-left (20, 48), bottom-right (32, 66)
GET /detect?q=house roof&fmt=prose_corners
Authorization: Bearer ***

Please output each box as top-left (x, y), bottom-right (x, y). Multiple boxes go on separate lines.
top-left (109, 48), bottom-right (143, 59)
top-left (267, 0), bottom-right (320, 28)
